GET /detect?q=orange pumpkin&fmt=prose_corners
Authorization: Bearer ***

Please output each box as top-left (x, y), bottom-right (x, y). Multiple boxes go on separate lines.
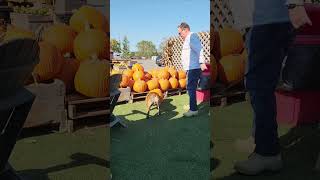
top-left (33, 41), bottom-right (64, 81)
top-left (123, 69), bottom-right (134, 79)
top-left (147, 79), bottom-right (159, 91)
top-left (133, 79), bottom-right (147, 92)
top-left (168, 67), bottom-right (178, 78)
top-left (73, 29), bottom-right (108, 61)
top-left (158, 69), bottom-right (170, 79)
top-left (159, 79), bottom-right (170, 91)
top-left (56, 58), bottom-right (80, 93)
top-left (132, 63), bottom-right (144, 72)
top-left (150, 69), bottom-right (158, 78)
top-left (69, 5), bottom-right (107, 33)
top-left (218, 54), bottom-right (245, 84)
top-left (218, 27), bottom-right (244, 56)
top-left (128, 79), bottom-right (134, 90)
top-left (120, 75), bottom-right (130, 88)
top-left (169, 77), bottom-right (179, 89)
top-left (179, 79), bottom-right (187, 89)
top-left (144, 72), bottom-right (152, 81)
top-left (150, 88), bottom-right (164, 99)
top-left (42, 24), bottom-right (77, 55)
top-left (178, 70), bottom-right (186, 79)
top-left (133, 70), bottom-right (144, 81)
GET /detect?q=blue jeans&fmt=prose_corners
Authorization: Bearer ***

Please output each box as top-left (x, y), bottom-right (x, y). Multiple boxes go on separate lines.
top-left (187, 68), bottom-right (201, 111)
top-left (245, 22), bottom-right (295, 156)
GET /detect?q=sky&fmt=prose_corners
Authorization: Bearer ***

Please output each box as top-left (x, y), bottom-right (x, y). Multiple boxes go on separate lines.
top-left (110, 0), bottom-right (210, 52)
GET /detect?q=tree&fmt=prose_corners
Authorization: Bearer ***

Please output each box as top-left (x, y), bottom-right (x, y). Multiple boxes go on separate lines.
top-left (110, 38), bottom-right (121, 53)
top-left (136, 40), bottom-right (157, 58)
top-left (158, 38), bottom-right (169, 56)
top-left (122, 36), bottom-right (131, 59)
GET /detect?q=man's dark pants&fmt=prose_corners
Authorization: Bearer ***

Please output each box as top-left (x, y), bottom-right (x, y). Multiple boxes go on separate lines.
top-left (187, 68), bottom-right (201, 111)
top-left (245, 22), bottom-right (295, 156)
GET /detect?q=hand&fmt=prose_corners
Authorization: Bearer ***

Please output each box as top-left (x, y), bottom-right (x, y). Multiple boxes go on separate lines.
top-left (288, 6), bottom-right (312, 29)
top-left (200, 64), bottom-right (208, 71)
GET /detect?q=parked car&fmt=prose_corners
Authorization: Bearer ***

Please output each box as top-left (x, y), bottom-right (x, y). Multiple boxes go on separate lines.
top-left (156, 56), bottom-right (164, 67)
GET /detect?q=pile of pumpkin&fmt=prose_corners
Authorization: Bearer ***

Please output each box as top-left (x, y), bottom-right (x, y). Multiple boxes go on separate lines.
top-left (211, 27), bottom-right (248, 87)
top-left (112, 63), bottom-right (187, 96)
top-left (2, 5), bottom-right (109, 98)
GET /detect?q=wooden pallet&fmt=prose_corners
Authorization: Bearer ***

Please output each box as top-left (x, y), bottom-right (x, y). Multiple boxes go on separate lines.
top-left (61, 93), bottom-right (110, 133)
top-left (129, 88), bottom-right (187, 103)
top-left (210, 83), bottom-right (248, 107)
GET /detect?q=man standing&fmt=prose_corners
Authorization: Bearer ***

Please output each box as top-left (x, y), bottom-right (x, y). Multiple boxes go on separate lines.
top-left (178, 22), bottom-right (207, 117)
top-left (230, 0), bottom-right (312, 175)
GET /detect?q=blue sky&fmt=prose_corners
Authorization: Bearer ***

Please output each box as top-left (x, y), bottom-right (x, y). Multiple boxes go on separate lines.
top-left (110, 0), bottom-right (210, 52)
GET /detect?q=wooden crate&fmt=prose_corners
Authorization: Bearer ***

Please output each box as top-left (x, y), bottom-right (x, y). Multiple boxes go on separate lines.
top-left (24, 79), bottom-right (66, 129)
top-left (129, 88), bottom-right (187, 103)
top-left (10, 12), bottom-right (53, 32)
top-left (62, 93), bottom-right (110, 133)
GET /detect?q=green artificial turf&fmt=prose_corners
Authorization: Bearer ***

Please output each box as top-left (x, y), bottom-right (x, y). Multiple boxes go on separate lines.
top-left (10, 126), bottom-right (109, 180)
top-left (212, 101), bottom-right (320, 180)
top-left (111, 94), bottom-right (211, 180)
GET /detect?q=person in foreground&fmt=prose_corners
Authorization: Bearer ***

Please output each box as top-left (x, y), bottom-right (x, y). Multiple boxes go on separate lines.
top-left (178, 22), bottom-right (207, 117)
top-left (233, 0), bottom-right (312, 175)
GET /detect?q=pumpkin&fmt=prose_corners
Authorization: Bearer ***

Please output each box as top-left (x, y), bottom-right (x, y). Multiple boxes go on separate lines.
top-left (56, 58), bottom-right (80, 93)
top-left (132, 63), bottom-right (144, 72)
top-left (157, 69), bottom-right (170, 79)
top-left (74, 57), bottom-right (109, 97)
top-left (218, 27), bottom-right (244, 56)
top-left (123, 69), bottom-right (134, 79)
top-left (120, 75), bottom-right (130, 88)
top-left (168, 67), bottom-right (178, 78)
top-left (158, 79), bottom-right (170, 91)
top-left (218, 54), bottom-right (245, 84)
top-left (150, 69), bottom-right (159, 78)
top-left (150, 88), bottom-right (164, 99)
top-left (179, 79), bottom-right (187, 89)
top-left (147, 79), bottom-right (159, 91)
top-left (42, 24), bottom-right (77, 55)
top-left (144, 72), bottom-right (152, 81)
top-left (210, 56), bottom-right (218, 87)
top-left (133, 70), bottom-right (144, 81)
top-left (178, 70), bottom-right (186, 79)
top-left (133, 79), bottom-right (147, 93)
top-left (128, 79), bottom-right (135, 90)
top-left (4, 25), bottom-right (34, 41)
top-left (69, 5), bottom-right (107, 33)
top-left (33, 41), bottom-right (64, 81)
top-left (169, 77), bottom-right (179, 89)
top-left (74, 29), bottom-right (108, 61)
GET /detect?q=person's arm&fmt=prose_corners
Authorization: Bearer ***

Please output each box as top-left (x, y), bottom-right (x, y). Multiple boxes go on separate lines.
top-left (190, 33), bottom-right (207, 70)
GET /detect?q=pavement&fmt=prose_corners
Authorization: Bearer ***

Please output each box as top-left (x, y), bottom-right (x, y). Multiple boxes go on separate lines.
top-left (134, 59), bottom-right (160, 72)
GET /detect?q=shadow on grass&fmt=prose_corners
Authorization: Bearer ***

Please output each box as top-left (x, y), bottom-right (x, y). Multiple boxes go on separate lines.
top-left (18, 153), bottom-right (108, 180)
top-left (214, 124), bottom-right (320, 180)
top-left (111, 97), bottom-right (211, 179)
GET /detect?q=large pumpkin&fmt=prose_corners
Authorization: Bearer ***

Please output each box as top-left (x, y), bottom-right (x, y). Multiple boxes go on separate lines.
top-left (133, 70), bottom-right (144, 81)
top-left (159, 79), bottom-right (170, 91)
top-left (179, 79), bottom-right (187, 89)
top-left (56, 58), bottom-right (80, 93)
top-left (133, 79), bottom-right (147, 93)
top-left (42, 24), bottom-right (77, 55)
top-left (33, 41), bottom-right (64, 81)
top-left (74, 29), bottom-right (108, 61)
top-left (168, 67), bottom-right (178, 78)
top-left (178, 70), bottom-right (186, 79)
top-left (120, 75), bottom-right (130, 88)
top-left (150, 88), bottom-right (163, 99)
top-left (69, 5), bottom-right (107, 33)
top-left (3, 25), bottom-right (34, 41)
top-left (169, 77), bottom-right (179, 89)
top-left (123, 69), bottom-right (134, 79)
top-left (147, 79), bottom-right (159, 91)
top-left (218, 27), bottom-right (244, 57)
top-left (132, 63), bottom-right (144, 72)
top-left (144, 72), bottom-right (152, 81)
top-left (128, 79), bottom-right (134, 90)
top-left (150, 69), bottom-right (158, 78)
top-left (158, 69), bottom-right (170, 79)
top-left (218, 54), bottom-right (245, 84)
top-left (74, 57), bottom-right (109, 97)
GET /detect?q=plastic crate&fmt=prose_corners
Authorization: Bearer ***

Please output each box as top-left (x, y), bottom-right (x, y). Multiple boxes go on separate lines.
top-left (196, 89), bottom-right (210, 103)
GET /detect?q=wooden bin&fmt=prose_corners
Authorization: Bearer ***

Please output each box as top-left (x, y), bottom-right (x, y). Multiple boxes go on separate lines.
top-left (10, 13), bottom-right (53, 32)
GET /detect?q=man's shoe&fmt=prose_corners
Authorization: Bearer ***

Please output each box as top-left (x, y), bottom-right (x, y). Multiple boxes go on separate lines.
top-left (234, 153), bottom-right (283, 175)
top-left (235, 136), bottom-right (255, 153)
top-left (183, 110), bottom-right (198, 117)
